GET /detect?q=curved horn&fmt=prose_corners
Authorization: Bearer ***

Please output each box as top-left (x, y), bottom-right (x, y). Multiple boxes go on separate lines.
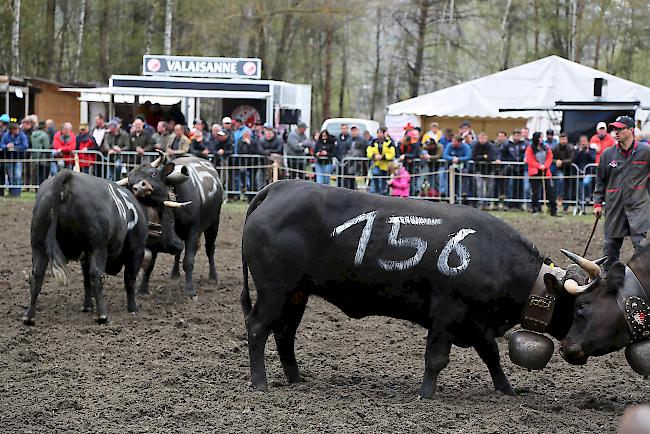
top-left (560, 249), bottom-right (602, 279)
top-left (115, 177), bottom-right (129, 186)
top-left (564, 277), bottom-right (601, 295)
top-left (151, 149), bottom-right (166, 168)
top-left (166, 165), bottom-right (189, 185)
top-left (163, 200), bottom-right (192, 208)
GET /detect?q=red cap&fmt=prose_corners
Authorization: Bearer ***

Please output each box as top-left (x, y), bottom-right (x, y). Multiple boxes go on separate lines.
top-left (406, 130), bottom-right (419, 140)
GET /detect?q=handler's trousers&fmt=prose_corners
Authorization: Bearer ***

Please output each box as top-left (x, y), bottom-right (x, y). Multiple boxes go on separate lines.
top-left (603, 234), bottom-right (647, 271)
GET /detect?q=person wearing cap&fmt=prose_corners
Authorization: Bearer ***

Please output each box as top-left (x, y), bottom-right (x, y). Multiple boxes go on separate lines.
top-left (208, 124), bottom-right (233, 167)
top-left (459, 120), bottom-right (476, 140)
top-left (590, 121), bottom-right (616, 164)
top-left (594, 115), bottom-right (650, 270)
top-left (30, 120), bottom-right (51, 184)
top-left (543, 129), bottom-right (558, 150)
top-left (442, 135), bottom-right (471, 201)
top-left (0, 114), bottom-right (10, 134)
top-left (221, 116), bottom-right (233, 140)
top-left (1, 122), bottom-right (29, 196)
top-left (285, 122), bottom-right (310, 179)
top-left (366, 127), bottom-right (396, 195)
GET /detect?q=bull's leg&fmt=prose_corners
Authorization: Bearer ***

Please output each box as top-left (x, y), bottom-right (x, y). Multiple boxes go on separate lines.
top-left (138, 251), bottom-right (158, 295)
top-left (204, 221), bottom-right (220, 281)
top-left (182, 232), bottom-right (199, 298)
top-left (23, 249), bottom-right (48, 325)
top-left (170, 253), bottom-right (181, 279)
top-left (123, 257), bottom-right (139, 314)
top-left (474, 336), bottom-right (514, 395)
top-left (246, 305), bottom-right (273, 391)
top-left (419, 327), bottom-right (453, 399)
top-left (89, 250), bottom-right (109, 324)
top-left (273, 298), bottom-right (307, 383)
top-left (80, 259), bottom-right (93, 312)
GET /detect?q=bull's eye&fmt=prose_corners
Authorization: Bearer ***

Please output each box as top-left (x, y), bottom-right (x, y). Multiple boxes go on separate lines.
top-left (576, 302), bottom-right (588, 316)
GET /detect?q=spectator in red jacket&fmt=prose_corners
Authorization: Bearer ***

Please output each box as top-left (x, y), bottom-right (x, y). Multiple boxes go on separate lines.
top-left (590, 121), bottom-right (616, 163)
top-left (75, 123), bottom-right (98, 174)
top-left (53, 122), bottom-right (76, 169)
top-left (525, 131), bottom-right (557, 216)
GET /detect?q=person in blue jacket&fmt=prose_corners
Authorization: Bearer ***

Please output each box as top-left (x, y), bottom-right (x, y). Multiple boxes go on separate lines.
top-left (0, 122), bottom-right (29, 197)
top-left (441, 135), bottom-right (471, 202)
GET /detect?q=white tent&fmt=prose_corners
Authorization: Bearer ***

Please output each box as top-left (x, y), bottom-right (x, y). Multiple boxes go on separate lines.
top-left (386, 55), bottom-right (650, 133)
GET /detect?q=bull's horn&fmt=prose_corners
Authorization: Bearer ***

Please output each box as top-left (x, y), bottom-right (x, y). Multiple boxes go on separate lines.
top-left (115, 177), bottom-right (129, 186)
top-left (151, 149), bottom-right (166, 168)
top-left (166, 166), bottom-right (189, 185)
top-left (163, 200), bottom-right (192, 208)
top-left (564, 277), bottom-right (601, 295)
top-left (560, 249), bottom-right (601, 279)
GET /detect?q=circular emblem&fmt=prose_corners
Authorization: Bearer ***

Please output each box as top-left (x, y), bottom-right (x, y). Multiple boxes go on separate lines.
top-left (232, 105), bottom-right (261, 127)
top-left (147, 58), bottom-right (161, 73)
top-left (243, 61), bottom-right (257, 76)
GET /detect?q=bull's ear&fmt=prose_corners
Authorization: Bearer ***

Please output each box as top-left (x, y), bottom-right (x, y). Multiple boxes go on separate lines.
top-left (606, 262), bottom-right (626, 295)
top-left (543, 273), bottom-right (561, 296)
top-left (160, 162), bottom-right (175, 178)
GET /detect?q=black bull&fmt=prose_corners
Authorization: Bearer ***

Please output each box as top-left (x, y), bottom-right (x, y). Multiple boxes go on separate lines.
top-left (128, 156), bottom-right (224, 297)
top-left (23, 170), bottom-right (183, 325)
top-left (241, 180), bottom-right (578, 397)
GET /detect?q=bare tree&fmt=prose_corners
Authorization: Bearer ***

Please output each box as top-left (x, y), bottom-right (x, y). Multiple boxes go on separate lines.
top-left (144, 0), bottom-right (156, 55)
top-left (408, 0), bottom-right (432, 98)
top-left (164, 0), bottom-right (173, 55)
top-left (11, 0), bottom-right (21, 75)
top-left (338, 19), bottom-right (348, 117)
top-left (322, 24), bottom-right (334, 120)
top-left (73, 0), bottom-right (88, 82)
top-left (499, 0), bottom-right (513, 70)
top-left (369, 9), bottom-right (382, 120)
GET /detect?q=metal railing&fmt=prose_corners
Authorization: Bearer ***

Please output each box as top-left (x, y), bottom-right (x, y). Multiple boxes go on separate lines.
top-left (0, 151), bottom-right (602, 213)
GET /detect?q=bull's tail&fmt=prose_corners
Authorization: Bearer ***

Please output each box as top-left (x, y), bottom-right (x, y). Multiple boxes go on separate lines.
top-left (47, 170), bottom-right (73, 286)
top-left (240, 184), bottom-right (274, 318)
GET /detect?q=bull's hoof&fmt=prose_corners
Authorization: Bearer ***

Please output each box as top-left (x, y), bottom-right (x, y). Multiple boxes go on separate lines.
top-left (496, 384), bottom-right (516, 396)
top-left (22, 316), bottom-right (35, 326)
top-left (137, 289), bottom-right (149, 296)
top-left (208, 270), bottom-right (218, 281)
top-left (96, 315), bottom-right (109, 324)
top-left (250, 383), bottom-right (268, 392)
top-left (170, 270), bottom-right (180, 279)
top-left (80, 305), bottom-right (93, 313)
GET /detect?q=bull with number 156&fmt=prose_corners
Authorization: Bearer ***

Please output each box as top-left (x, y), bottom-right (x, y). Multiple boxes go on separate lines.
top-left (240, 180), bottom-right (609, 398)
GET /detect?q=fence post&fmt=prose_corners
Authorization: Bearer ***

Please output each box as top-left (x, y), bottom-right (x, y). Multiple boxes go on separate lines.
top-left (449, 164), bottom-right (455, 204)
top-left (272, 157), bottom-right (279, 183)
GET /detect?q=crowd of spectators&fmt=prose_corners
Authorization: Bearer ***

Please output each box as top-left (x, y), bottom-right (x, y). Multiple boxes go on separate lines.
top-left (0, 112), bottom-right (630, 211)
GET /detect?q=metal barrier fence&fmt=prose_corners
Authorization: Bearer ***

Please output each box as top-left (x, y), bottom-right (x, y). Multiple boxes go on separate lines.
top-left (0, 151), bottom-right (602, 212)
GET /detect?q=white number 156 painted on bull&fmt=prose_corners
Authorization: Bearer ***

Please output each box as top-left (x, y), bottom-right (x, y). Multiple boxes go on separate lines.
top-left (331, 211), bottom-right (476, 277)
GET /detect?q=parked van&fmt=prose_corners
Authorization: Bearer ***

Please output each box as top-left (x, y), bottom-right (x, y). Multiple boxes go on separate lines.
top-left (320, 118), bottom-right (381, 138)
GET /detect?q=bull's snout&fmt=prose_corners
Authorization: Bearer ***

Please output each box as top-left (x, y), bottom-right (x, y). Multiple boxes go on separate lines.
top-left (132, 180), bottom-right (153, 198)
top-left (559, 342), bottom-right (588, 365)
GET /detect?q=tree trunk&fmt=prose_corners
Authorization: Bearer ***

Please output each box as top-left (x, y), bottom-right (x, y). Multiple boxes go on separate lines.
top-left (164, 0), bottom-right (173, 55)
top-left (322, 25), bottom-right (333, 120)
top-left (270, 10), bottom-right (295, 79)
top-left (11, 0), bottom-right (21, 75)
top-left (43, 0), bottom-right (56, 77)
top-left (338, 19), bottom-right (348, 117)
top-left (369, 9), bottom-right (382, 120)
top-left (533, 0), bottom-right (539, 58)
top-left (73, 0), bottom-right (87, 82)
top-left (144, 0), bottom-right (155, 55)
top-left (593, 0), bottom-right (608, 69)
top-left (568, 0), bottom-right (577, 61)
top-left (409, 0), bottom-right (431, 98)
top-left (56, 0), bottom-right (68, 81)
top-left (499, 0), bottom-right (513, 70)
top-left (99, 0), bottom-right (110, 81)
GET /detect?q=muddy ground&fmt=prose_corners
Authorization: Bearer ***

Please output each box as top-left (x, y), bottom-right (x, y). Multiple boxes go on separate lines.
top-left (0, 197), bottom-right (643, 433)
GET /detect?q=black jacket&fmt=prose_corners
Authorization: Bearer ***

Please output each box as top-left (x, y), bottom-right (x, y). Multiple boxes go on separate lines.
top-left (314, 136), bottom-right (336, 163)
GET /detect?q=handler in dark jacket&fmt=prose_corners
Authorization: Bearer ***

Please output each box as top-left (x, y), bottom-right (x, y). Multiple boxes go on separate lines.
top-left (594, 116), bottom-right (650, 270)
top-left (471, 132), bottom-right (497, 209)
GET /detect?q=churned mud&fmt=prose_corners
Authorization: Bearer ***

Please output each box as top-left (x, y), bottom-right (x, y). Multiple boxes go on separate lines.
top-left (0, 198), bottom-right (641, 433)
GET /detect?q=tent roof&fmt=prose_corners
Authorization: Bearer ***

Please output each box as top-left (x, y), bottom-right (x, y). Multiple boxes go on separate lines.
top-left (387, 55), bottom-right (650, 118)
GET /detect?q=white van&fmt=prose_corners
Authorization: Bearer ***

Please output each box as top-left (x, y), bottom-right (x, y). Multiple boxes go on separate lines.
top-left (320, 118), bottom-right (381, 138)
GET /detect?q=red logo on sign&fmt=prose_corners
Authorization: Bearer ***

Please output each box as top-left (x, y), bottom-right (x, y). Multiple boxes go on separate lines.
top-left (243, 61), bottom-right (257, 76)
top-left (147, 58), bottom-right (161, 73)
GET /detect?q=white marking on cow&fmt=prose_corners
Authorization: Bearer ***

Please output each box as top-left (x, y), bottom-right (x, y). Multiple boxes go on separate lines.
top-left (378, 216), bottom-right (442, 271)
top-left (437, 229), bottom-right (476, 276)
top-left (187, 160), bottom-right (219, 204)
top-left (108, 184), bottom-right (138, 231)
top-left (331, 211), bottom-right (378, 265)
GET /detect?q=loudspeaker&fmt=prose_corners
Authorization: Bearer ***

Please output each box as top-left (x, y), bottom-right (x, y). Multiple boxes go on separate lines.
top-left (594, 78), bottom-right (607, 97)
top-left (279, 109), bottom-right (301, 125)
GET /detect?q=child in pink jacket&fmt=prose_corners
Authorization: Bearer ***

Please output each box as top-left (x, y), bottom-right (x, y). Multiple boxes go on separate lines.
top-left (388, 163), bottom-right (410, 197)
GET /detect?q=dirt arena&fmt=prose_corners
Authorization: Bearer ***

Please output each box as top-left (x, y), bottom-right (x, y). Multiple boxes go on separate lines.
top-left (0, 197), bottom-right (643, 433)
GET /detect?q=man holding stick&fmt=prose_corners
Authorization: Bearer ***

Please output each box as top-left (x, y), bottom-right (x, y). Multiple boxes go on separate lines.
top-left (593, 115), bottom-right (650, 271)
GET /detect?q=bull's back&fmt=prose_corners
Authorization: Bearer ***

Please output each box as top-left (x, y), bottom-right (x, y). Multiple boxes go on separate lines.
top-left (244, 181), bottom-right (542, 321)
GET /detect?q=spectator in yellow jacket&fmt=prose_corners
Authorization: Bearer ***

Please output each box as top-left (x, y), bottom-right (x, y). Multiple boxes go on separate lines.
top-left (366, 127), bottom-right (396, 195)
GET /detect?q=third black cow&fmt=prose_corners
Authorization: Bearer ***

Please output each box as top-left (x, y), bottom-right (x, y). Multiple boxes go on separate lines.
top-left (241, 180), bottom-right (590, 397)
